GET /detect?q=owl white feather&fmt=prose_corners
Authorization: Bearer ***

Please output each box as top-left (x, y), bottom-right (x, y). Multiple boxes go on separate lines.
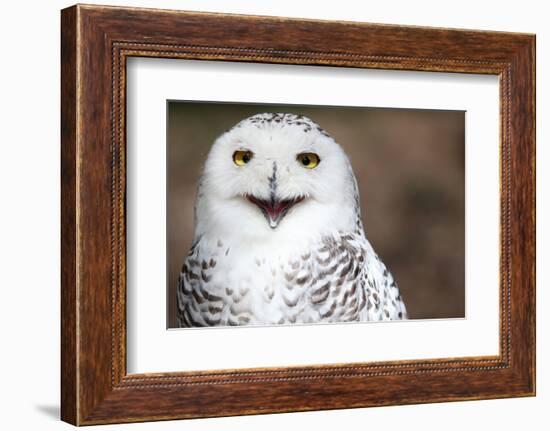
top-left (177, 113), bottom-right (407, 327)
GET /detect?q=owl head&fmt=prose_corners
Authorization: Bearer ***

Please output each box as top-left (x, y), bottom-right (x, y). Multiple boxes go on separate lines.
top-left (194, 113), bottom-right (362, 245)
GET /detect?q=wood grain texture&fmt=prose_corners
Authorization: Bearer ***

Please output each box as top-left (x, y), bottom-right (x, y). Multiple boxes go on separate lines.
top-left (60, 4), bottom-right (535, 425)
top-left (60, 5), bottom-right (78, 425)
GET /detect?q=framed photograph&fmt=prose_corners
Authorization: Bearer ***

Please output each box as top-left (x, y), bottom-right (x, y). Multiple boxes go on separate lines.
top-left (61, 4), bottom-right (535, 425)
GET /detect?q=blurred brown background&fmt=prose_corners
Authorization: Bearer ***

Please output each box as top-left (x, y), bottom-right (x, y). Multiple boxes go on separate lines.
top-left (167, 101), bottom-right (465, 328)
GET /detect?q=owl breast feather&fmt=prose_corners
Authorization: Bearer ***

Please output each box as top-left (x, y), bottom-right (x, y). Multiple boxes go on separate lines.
top-left (176, 232), bottom-right (407, 327)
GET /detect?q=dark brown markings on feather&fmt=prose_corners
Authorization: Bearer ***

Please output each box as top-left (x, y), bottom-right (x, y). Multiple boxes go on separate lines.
top-left (180, 278), bottom-right (191, 294)
top-left (352, 264), bottom-right (361, 279)
top-left (238, 315), bottom-right (250, 324)
top-left (384, 309), bottom-right (390, 318)
top-left (191, 289), bottom-right (205, 304)
top-left (189, 300), bottom-right (199, 312)
top-left (209, 258), bottom-right (217, 268)
top-left (201, 260), bottom-right (208, 270)
top-left (239, 287), bottom-right (249, 296)
top-left (311, 282), bottom-right (331, 304)
top-left (358, 254), bottom-right (364, 263)
top-left (284, 271), bottom-right (296, 282)
top-left (187, 239), bottom-right (200, 257)
top-left (338, 253), bottom-right (351, 268)
top-left (201, 271), bottom-right (212, 282)
top-left (217, 240), bottom-right (223, 248)
top-left (268, 161), bottom-right (277, 196)
top-left (277, 318), bottom-right (285, 325)
top-left (188, 270), bottom-right (200, 281)
top-left (176, 293), bottom-right (185, 313)
top-left (341, 313), bottom-right (359, 322)
top-left (349, 282), bottom-right (358, 296)
top-left (188, 313), bottom-right (204, 328)
top-left (208, 305), bottom-right (223, 314)
top-left (283, 295), bottom-right (299, 307)
top-left (349, 297), bottom-right (358, 309)
top-left (180, 312), bottom-right (192, 328)
top-left (301, 252), bottom-right (311, 260)
top-left (398, 311), bottom-right (403, 318)
top-left (327, 262), bottom-right (339, 274)
top-left (232, 295), bottom-right (244, 304)
top-left (318, 263), bottom-right (338, 280)
top-left (265, 287), bottom-right (275, 301)
top-left (316, 253), bottom-right (333, 266)
top-left (225, 248), bottom-right (230, 256)
top-left (284, 282), bottom-right (294, 291)
top-left (317, 270), bottom-right (328, 281)
top-left (185, 308), bottom-right (206, 327)
top-left (204, 315), bottom-right (221, 326)
top-left (317, 238), bottom-right (338, 265)
top-left (203, 290), bottom-right (222, 302)
top-left (359, 285), bottom-right (367, 311)
top-left (296, 273), bottom-right (311, 285)
top-left (339, 290), bottom-right (351, 306)
top-left (180, 310), bottom-right (193, 327)
top-left (372, 292), bottom-right (379, 303)
top-left (227, 318), bottom-right (240, 326)
top-left (225, 287), bottom-right (233, 296)
top-left (181, 264), bottom-right (188, 274)
top-left (315, 125), bottom-right (330, 137)
top-left (340, 259), bottom-right (353, 277)
top-left (320, 301), bottom-right (337, 319)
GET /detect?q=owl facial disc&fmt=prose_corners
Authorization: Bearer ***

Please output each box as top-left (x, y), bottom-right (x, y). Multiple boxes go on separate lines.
top-left (247, 194), bottom-right (304, 229)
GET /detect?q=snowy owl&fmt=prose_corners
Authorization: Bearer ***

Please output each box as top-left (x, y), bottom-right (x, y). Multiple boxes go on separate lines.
top-left (176, 113), bottom-right (407, 327)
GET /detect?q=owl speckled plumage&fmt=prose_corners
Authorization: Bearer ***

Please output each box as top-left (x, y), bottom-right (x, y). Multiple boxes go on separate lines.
top-left (177, 113), bottom-right (407, 327)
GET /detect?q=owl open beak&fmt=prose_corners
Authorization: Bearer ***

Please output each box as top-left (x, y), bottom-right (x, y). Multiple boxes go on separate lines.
top-left (247, 195), bottom-right (304, 229)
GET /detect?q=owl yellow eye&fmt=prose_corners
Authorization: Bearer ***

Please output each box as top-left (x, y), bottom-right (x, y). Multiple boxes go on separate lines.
top-left (297, 152), bottom-right (320, 169)
top-left (233, 150), bottom-right (253, 166)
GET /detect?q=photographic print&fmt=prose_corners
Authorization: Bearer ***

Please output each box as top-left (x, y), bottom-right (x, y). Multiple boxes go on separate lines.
top-left (61, 6), bottom-right (535, 423)
top-left (168, 102), bottom-right (465, 328)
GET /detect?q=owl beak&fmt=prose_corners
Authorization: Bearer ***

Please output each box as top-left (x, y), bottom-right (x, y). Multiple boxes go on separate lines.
top-left (247, 195), bottom-right (304, 229)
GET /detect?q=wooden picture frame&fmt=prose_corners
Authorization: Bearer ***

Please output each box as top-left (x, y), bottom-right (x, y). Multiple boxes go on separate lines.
top-left (61, 4), bottom-right (535, 425)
